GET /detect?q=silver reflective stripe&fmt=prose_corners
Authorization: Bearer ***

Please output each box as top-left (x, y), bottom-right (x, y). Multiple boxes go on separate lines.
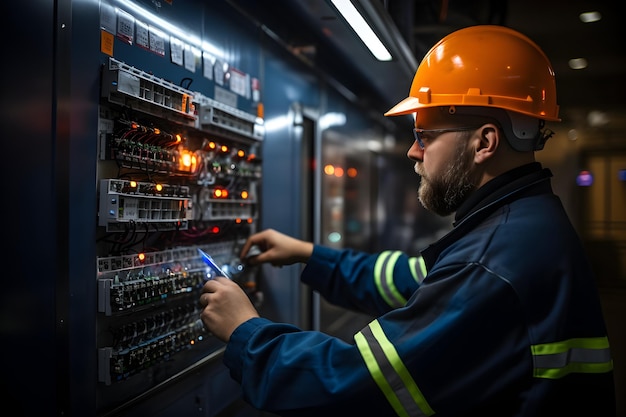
top-left (408, 256), bottom-right (427, 284)
top-left (531, 337), bottom-right (614, 379)
top-left (355, 320), bottom-right (434, 417)
top-left (374, 251), bottom-right (407, 308)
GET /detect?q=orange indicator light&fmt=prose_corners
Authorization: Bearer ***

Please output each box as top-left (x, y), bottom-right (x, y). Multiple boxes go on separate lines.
top-left (181, 152), bottom-right (192, 167)
top-left (214, 188), bottom-right (229, 198)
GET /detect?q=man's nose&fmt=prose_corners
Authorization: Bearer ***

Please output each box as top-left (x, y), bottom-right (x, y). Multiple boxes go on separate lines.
top-left (407, 140), bottom-right (424, 161)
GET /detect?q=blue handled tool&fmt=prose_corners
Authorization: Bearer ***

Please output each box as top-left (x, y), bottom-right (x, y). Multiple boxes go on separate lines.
top-left (197, 248), bottom-right (231, 279)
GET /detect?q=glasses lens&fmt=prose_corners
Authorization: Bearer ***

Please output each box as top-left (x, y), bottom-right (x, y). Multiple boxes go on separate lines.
top-left (413, 128), bottom-right (425, 149)
top-left (413, 126), bottom-right (479, 150)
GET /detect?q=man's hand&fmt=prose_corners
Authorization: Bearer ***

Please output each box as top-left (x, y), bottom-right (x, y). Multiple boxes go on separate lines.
top-left (239, 228), bottom-right (314, 266)
top-left (199, 277), bottom-right (259, 342)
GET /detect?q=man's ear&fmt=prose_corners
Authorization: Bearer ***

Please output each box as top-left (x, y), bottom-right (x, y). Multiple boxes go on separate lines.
top-left (474, 124), bottom-right (499, 164)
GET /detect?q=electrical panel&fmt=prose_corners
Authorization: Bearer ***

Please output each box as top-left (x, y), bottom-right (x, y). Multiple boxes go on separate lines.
top-left (96, 57), bottom-right (263, 413)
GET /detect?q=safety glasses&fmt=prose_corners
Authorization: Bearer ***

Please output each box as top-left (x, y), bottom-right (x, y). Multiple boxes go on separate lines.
top-left (412, 127), bottom-right (480, 150)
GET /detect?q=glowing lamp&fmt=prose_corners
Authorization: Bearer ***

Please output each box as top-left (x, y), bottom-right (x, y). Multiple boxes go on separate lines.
top-left (576, 170), bottom-right (593, 186)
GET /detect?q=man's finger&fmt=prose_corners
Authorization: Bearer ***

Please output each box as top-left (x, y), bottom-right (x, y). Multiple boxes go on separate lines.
top-left (199, 293), bottom-right (211, 306)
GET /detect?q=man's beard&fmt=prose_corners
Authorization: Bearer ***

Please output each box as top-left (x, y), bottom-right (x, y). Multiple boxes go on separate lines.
top-left (415, 141), bottom-right (478, 216)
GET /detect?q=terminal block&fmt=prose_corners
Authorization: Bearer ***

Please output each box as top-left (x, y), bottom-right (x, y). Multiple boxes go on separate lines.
top-left (101, 57), bottom-right (196, 123)
top-left (96, 242), bottom-right (257, 385)
top-left (98, 179), bottom-right (193, 232)
top-left (194, 92), bottom-right (264, 140)
top-left (97, 309), bottom-right (207, 385)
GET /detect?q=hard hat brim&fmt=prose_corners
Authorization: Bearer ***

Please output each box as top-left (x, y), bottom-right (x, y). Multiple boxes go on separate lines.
top-left (384, 97), bottom-right (421, 116)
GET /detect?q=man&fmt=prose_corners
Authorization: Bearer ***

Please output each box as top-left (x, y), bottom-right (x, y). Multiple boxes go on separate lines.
top-left (199, 25), bottom-right (616, 416)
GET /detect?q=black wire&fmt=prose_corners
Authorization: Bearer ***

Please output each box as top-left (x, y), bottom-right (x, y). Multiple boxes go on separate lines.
top-left (180, 77), bottom-right (193, 89)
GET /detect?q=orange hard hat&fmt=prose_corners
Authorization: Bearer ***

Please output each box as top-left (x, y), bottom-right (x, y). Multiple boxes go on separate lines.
top-left (385, 25), bottom-right (560, 122)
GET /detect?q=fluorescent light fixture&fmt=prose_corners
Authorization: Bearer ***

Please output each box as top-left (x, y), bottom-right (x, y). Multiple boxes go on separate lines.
top-left (568, 57), bottom-right (588, 70)
top-left (580, 11), bottom-right (602, 23)
top-left (330, 0), bottom-right (392, 61)
top-left (264, 115), bottom-right (290, 133)
top-left (319, 112), bottom-right (347, 129)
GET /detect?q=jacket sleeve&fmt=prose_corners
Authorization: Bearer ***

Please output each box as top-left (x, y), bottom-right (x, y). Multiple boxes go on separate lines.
top-left (223, 263), bottom-right (532, 417)
top-left (223, 317), bottom-right (393, 416)
top-left (300, 245), bottom-right (427, 315)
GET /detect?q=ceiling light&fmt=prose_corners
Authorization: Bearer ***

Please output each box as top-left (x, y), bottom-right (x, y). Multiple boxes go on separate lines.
top-left (568, 58), bottom-right (588, 70)
top-left (330, 0), bottom-right (392, 61)
top-left (588, 110), bottom-right (609, 127)
top-left (579, 11), bottom-right (602, 23)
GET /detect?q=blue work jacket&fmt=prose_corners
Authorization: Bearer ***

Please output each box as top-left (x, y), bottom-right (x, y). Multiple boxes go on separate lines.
top-left (223, 162), bottom-right (616, 416)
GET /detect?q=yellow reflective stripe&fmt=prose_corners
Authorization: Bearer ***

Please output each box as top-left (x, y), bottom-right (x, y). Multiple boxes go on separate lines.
top-left (532, 336), bottom-right (610, 354)
top-left (355, 320), bottom-right (434, 416)
top-left (384, 252), bottom-right (407, 306)
top-left (531, 337), bottom-right (614, 379)
top-left (374, 251), bottom-right (407, 308)
top-left (418, 256), bottom-right (427, 279)
top-left (370, 321), bottom-right (434, 415)
top-left (408, 256), bottom-right (427, 284)
top-left (534, 361), bottom-right (614, 379)
top-left (373, 252), bottom-right (393, 306)
top-left (355, 332), bottom-right (410, 417)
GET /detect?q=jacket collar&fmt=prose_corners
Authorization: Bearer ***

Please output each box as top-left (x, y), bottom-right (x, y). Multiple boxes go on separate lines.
top-left (421, 162), bottom-right (553, 270)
